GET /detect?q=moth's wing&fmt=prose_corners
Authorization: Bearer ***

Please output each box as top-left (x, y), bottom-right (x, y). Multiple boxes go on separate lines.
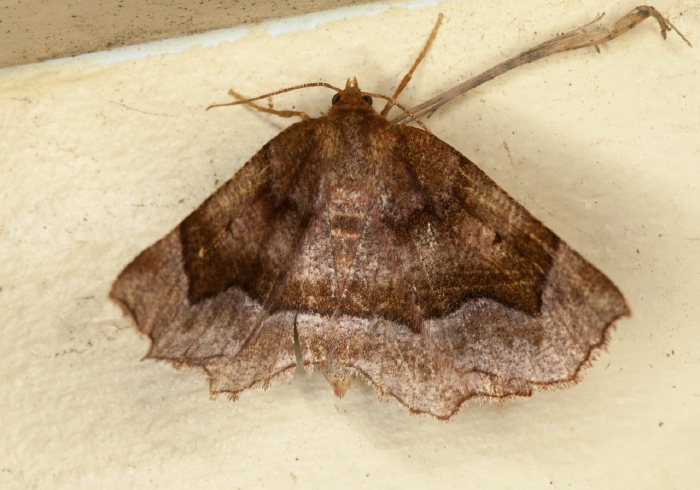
top-left (296, 125), bottom-right (629, 419)
top-left (110, 119), bottom-right (326, 397)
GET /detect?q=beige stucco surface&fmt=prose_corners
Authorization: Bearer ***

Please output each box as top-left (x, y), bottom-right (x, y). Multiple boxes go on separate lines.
top-left (1, 1), bottom-right (698, 488)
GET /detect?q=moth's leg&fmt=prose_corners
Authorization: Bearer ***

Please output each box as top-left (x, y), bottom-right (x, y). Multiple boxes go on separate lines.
top-left (380, 13), bottom-right (444, 117)
top-left (219, 88), bottom-right (310, 120)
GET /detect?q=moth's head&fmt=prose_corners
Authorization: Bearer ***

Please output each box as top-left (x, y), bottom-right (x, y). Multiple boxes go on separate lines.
top-left (328, 78), bottom-right (375, 113)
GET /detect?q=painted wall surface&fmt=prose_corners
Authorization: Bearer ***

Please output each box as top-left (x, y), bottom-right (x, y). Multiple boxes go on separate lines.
top-left (1, 1), bottom-right (698, 488)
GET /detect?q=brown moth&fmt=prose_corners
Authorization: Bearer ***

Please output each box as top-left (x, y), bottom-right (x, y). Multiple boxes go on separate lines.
top-left (111, 9), bottom-right (685, 419)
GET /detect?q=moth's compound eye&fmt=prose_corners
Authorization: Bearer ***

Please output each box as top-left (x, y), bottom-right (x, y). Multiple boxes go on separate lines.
top-left (332, 93), bottom-right (341, 105)
top-left (362, 95), bottom-right (373, 106)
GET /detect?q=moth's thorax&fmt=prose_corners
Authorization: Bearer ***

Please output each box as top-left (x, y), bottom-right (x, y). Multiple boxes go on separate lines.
top-left (317, 109), bottom-right (392, 179)
top-left (326, 102), bottom-right (376, 116)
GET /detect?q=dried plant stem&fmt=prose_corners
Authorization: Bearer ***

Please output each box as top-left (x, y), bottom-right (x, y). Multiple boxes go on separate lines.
top-left (392, 5), bottom-right (691, 124)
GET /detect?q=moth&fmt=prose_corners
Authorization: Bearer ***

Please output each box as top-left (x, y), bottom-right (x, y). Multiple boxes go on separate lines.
top-left (112, 8), bottom-right (686, 418)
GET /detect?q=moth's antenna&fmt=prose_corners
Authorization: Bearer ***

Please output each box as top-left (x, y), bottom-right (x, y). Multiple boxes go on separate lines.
top-left (207, 82), bottom-right (342, 120)
top-left (366, 92), bottom-right (431, 133)
top-left (380, 13), bottom-right (444, 117)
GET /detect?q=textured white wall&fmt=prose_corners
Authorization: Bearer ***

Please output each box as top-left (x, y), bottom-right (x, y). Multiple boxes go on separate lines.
top-left (1, 0), bottom-right (698, 488)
